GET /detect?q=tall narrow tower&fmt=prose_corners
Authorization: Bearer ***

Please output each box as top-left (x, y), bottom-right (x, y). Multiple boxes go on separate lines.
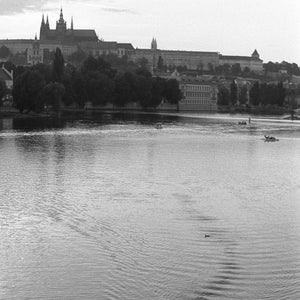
top-left (56, 8), bottom-right (67, 38)
top-left (39, 14), bottom-right (45, 40)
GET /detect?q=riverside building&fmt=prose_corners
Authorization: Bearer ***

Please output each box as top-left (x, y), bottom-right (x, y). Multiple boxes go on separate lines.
top-left (179, 80), bottom-right (218, 111)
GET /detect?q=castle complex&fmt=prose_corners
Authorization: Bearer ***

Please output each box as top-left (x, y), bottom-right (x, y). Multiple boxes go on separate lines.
top-left (0, 8), bottom-right (263, 74)
top-left (39, 9), bottom-right (98, 43)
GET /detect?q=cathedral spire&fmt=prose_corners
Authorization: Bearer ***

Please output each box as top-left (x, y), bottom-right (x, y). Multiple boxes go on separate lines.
top-left (41, 14), bottom-right (45, 25)
top-left (71, 16), bottom-right (74, 30)
top-left (59, 7), bottom-right (65, 23)
top-left (46, 15), bottom-right (50, 29)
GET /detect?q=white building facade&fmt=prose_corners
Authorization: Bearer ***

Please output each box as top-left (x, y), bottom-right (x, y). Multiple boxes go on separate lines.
top-left (179, 81), bottom-right (218, 111)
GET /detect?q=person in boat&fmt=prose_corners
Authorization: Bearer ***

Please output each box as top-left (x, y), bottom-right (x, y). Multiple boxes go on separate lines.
top-left (264, 135), bottom-right (276, 140)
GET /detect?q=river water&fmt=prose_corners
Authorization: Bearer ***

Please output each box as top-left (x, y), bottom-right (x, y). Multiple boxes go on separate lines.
top-left (0, 112), bottom-right (300, 300)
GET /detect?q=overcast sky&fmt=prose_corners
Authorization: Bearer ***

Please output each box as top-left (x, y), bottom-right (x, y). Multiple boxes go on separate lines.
top-left (0, 0), bottom-right (299, 64)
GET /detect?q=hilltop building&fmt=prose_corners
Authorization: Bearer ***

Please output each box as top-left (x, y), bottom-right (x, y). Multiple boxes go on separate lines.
top-left (130, 39), bottom-right (263, 74)
top-left (27, 36), bottom-right (43, 65)
top-left (0, 8), bottom-right (134, 65)
top-left (219, 50), bottom-right (263, 73)
top-left (39, 9), bottom-right (98, 43)
top-left (131, 38), bottom-right (220, 73)
top-left (0, 11), bottom-right (262, 73)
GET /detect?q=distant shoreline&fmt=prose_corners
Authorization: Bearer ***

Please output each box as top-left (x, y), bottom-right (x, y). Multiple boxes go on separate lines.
top-left (1, 106), bottom-right (298, 122)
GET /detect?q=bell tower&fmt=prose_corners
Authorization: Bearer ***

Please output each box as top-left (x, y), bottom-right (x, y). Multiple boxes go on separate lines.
top-left (56, 8), bottom-right (67, 39)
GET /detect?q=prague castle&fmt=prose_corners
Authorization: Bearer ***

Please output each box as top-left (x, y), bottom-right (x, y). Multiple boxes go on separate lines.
top-left (130, 38), bottom-right (263, 73)
top-left (0, 8), bottom-right (263, 73)
top-left (39, 9), bottom-right (98, 43)
top-left (0, 9), bottom-right (134, 64)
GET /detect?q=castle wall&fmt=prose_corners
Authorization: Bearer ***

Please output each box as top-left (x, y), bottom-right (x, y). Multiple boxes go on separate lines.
top-left (0, 40), bottom-right (33, 54)
top-left (219, 57), bottom-right (263, 72)
top-left (130, 49), bottom-right (220, 71)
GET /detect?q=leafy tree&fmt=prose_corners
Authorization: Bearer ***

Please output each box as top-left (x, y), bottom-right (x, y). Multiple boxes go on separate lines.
top-left (0, 45), bottom-right (10, 58)
top-left (53, 48), bottom-right (65, 82)
top-left (231, 63), bottom-right (242, 76)
top-left (137, 57), bottom-right (149, 69)
top-left (277, 82), bottom-right (286, 106)
top-left (208, 63), bottom-right (214, 73)
top-left (31, 63), bottom-right (52, 83)
top-left (223, 64), bottom-right (231, 74)
top-left (61, 65), bottom-right (76, 106)
top-left (163, 79), bottom-right (182, 104)
top-left (114, 72), bottom-right (137, 106)
top-left (217, 86), bottom-right (230, 106)
top-left (86, 72), bottom-right (115, 106)
top-left (72, 71), bottom-right (87, 108)
top-left (249, 81), bottom-right (260, 106)
top-left (135, 75), bottom-right (152, 108)
top-left (13, 70), bottom-right (45, 113)
top-left (82, 56), bottom-right (116, 78)
top-left (230, 80), bottom-right (238, 105)
top-left (0, 79), bottom-right (7, 106)
top-left (68, 49), bottom-right (87, 66)
top-left (177, 65), bottom-right (188, 73)
top-left (243, 66), bottom-right (251, 75)
top-left (239, 85), bottom-right (248, 105)
top-left (3, 61), bottom-right (16, 74)
top-left (197, 61), bottom-right (204, 73)
top-left (136, 67), bottom-right (152, 78)
top-left (43, 49), bottom-right (55, 64)
top-left (151, 76), bottom-right (165, 107)
top-left (157, 56), bottom-right (164, 70)
top-left (259, 83), bottom-right (268, 105)
top-left (40, 82), bottom-right (65, 112)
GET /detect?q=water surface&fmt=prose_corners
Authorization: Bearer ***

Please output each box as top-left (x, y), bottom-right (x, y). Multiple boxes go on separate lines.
top-left (0, 113), bottom-right (300, 300)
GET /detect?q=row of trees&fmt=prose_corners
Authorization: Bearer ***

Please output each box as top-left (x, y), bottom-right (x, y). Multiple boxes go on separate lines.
top-left (264, 61), bottom-right (300, 76)
top-left (218, 80), bottom-right (286, 107)
top-left (11, 48), bottom-right (182, 113)
top-left (0, 79), bottom-right (8, 105)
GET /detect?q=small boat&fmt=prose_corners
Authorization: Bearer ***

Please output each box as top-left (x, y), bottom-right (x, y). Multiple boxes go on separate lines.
top-left (238, 121), bottom-right (247, 125)
top-left (264, 135), bottom-right (279, 142)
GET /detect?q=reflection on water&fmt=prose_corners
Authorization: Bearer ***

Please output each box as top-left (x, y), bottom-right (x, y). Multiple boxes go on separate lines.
top-left (0, 113), bottom-right (300, 300)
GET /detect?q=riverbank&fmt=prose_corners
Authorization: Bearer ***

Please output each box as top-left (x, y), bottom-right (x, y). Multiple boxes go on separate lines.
top-left (1, 105), bottom-right (299, 123)
top-left (0, 107), bottom-right (54, 119)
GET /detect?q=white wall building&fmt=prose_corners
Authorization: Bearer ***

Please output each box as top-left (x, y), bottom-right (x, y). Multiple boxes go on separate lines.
top-left (179, 80), bottom-right (218, 111)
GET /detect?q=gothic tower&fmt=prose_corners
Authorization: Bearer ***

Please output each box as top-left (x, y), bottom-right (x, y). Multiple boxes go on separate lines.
top-left (39, 14), bottom-right (46, 40)
top-left (56, 8), bottom-right (67, 38)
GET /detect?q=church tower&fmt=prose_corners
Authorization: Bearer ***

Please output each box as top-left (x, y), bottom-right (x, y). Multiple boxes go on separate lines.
top-left (151, 38), bottom-right (157, 50)
top-left (46, 15), bottom-right (50, 30)
top-left (56, 8), bottom-right (67, 38)
top-left (252, 49), bottom-right (260, 59)
top-left (39, 14), bottom-right (46, 40)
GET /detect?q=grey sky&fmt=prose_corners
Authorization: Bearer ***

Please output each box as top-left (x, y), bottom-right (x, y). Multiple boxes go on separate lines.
top-left (0, 0), bottom-right (299, 64)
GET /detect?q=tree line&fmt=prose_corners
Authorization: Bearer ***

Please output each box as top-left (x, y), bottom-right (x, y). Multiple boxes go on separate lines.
top-left (217, 80), bottom-right (286, 107)
top-left (9, 48), bottom-right (182, 113)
